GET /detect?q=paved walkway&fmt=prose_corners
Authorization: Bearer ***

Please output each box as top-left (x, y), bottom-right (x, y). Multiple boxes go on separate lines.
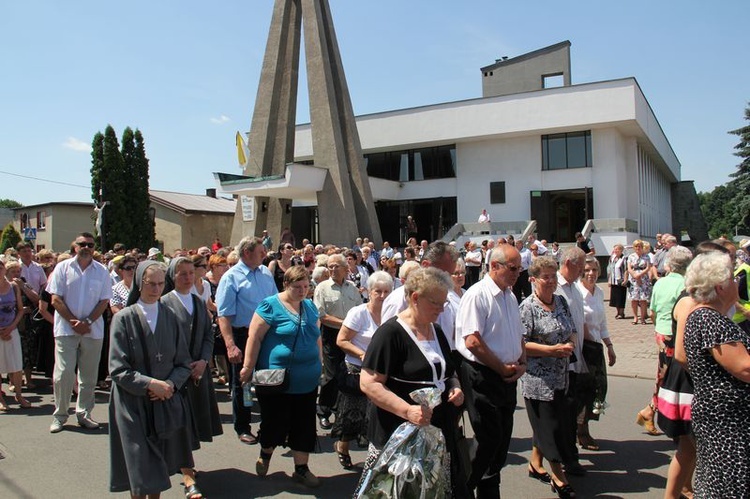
top-left (597, 283), bottom-right (659, 380)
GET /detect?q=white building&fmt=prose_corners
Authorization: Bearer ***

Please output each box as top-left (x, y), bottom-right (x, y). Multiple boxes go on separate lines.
top-left (220, 41), bottom-right (705, 250)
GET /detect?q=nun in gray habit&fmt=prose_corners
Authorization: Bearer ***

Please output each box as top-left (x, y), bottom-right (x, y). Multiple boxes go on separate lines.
top-left (161, 257), bottom-right (222, 487)
top-left (108, 260), bottom-right (195, 497)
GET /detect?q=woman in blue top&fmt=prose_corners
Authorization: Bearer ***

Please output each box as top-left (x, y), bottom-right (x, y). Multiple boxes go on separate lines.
top-left (239, 265), bottom-right (322, 488)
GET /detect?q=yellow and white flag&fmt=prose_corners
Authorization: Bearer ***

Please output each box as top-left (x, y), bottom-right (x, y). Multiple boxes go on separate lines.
top-left (236, 131), bottom-right (247, 167)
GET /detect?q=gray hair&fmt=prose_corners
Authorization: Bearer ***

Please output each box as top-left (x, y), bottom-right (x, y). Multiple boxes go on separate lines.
top-left (236, 236), bottom-right (263, 257)
top-left (454, 257), bottom-right (466, 272)
top-left (367, 270), bottom-right (394, 291)
top-left (684, 252), bottom-right (732, 304)
top-left (311, 265), bottom-right (328, 282)
top-left (529, 256), bottom-right (559, 277)
top-left (404, 267), bottom-right (453, 297)
top-left (665, 246), bottom-right (693, 275)
top-left (422, 241), bottom-right (458, 266)
top-left (561, 246), bottom-right (585, 266)
top-left (327, 253), bottom-right (346, 267)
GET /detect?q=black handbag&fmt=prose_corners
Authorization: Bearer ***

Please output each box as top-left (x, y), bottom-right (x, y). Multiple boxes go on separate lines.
top-left (252, 305), bottom-right (301, 395)
top-left (335, 361), bottom-right (362, 395)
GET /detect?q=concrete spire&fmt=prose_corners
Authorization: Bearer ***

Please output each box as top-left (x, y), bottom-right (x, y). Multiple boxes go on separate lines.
top-left (230, 0), bottom-right (382, 247)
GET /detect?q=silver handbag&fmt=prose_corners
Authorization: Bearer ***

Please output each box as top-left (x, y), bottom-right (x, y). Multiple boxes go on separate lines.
top-left (251, 368), bottom-right (290, 393)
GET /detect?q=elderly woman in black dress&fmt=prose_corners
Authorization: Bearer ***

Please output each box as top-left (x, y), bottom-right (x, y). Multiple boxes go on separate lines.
top-left (682, 251), bottom-right (750, 498)
top-left (519, 256), bottom-right (577, 499)
top-left (358, 267), bottom-right (466, 497)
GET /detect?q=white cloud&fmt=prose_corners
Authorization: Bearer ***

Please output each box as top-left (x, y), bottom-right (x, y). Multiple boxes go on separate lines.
top-left (210, 115), bottom-right (231, 124)
top-left (62, 136), bottom-right (92, 152)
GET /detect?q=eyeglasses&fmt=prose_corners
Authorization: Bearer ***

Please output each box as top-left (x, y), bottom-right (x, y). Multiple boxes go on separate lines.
top-left (452, 271), bottom-right (466, 277)
top-left (497, 262), bottom-right (521, 272)
top-left (327, 264), bottom-right (342, 270)
top-left (76, 242), bottom-right (95, 248)
top-left (121, 266), bottom-right (136, 271)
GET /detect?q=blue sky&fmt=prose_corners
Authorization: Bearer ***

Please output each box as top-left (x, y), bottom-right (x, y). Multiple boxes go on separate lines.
top-left (1, 1), bottom-right (746, 207)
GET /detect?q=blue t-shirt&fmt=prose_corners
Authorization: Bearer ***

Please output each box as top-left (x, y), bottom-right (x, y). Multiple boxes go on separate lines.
top-left (255, 295), bottom-right (321, 394)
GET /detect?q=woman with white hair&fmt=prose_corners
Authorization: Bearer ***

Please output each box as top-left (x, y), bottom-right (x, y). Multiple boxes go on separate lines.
top-left (331, 271), bottom-right (394, 469)
top-left (683, 251), bottom-right (750, 498)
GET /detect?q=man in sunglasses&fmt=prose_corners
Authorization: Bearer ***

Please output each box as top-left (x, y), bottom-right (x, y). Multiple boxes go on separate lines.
top-left (47, 232), bottom-right (112, 433)
top-left (456, 244), bottom-right (527, 498)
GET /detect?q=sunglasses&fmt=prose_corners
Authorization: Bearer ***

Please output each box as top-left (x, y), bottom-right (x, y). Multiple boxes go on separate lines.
top-left (195, 264), bottom-right (207, 268)
top-left (121, 266), bottom-right (136, 271)
top-left (76, 242), bottom-right (95, 248)
top-left (284, 246), bottom-right (294, 250)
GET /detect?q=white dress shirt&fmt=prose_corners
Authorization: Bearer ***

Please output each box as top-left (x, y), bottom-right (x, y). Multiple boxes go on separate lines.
top-left (555, 272), bottom-right (588, 373)
top-left (47, 257), bottom-right (113, 340)
top-left (455, 275), bottom-right (524, 365)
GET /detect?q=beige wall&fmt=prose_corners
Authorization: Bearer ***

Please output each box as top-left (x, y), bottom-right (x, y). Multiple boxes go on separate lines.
top-left (14, 205), bottom-right (94, 252)
top-left (153, 205), bottom-right (233, 254)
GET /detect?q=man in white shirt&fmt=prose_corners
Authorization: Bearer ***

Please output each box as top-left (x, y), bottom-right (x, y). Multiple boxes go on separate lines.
top-left (554, 246), bottom-right (588, 476)
top-left (456, 244), bottom-right (526, 499)
top-left (477, 208), bottom-right (491, 223)
top-left (48, 232), bottom-right (113, 433)
top-left (17, 242), bottom-right (46, 294)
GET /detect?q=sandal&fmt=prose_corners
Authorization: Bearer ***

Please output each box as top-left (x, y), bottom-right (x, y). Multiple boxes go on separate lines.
top-left (527, 464), bottom-right (551, 483)
top-left (15, 395), bottom-right (31, 408)
top-left (334, 441), bottom-right (353, 470)
top-left (551, 480), bottom-right (576, 499)
top-left (636, 411), bottom-right (661, 436)
top-left (183, 483), bottom-right (203, 499)
top-left (0, 398), bottom-right (7, 412)
top-left (631, 320), bottom-right (639, 325)
top-left (577, 434), bottom-right (600, 451)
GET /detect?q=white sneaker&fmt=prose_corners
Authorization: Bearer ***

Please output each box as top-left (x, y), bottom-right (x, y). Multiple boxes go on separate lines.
top-left (77, 416), bottom-right (100, 430)
top-left (49, 420), bottom-right (64, 433)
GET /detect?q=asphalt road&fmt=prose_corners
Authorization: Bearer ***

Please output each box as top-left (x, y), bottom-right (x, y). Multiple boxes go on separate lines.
top-left (0, 374), bottom-right (673, 499)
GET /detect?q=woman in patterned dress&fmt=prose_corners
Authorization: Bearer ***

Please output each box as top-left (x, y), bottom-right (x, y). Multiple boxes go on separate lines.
top-left (627, 240), bottom-right (652, 325)
top-left (683, 251), bottom-right (750, 498)
top-left (519, 256), bottom-right (577, 498)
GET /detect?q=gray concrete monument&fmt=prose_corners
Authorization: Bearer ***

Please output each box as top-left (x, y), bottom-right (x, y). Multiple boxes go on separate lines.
top-left (226, 0), bottom-right (381, 247)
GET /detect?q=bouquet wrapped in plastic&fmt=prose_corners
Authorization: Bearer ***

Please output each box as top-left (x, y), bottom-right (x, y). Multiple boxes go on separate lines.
top-left (356, 387), bottom-right (448, 499)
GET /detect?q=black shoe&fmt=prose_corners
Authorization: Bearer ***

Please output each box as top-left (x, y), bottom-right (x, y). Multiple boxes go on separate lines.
top-left (318, 415), bottom-right (332, 430)
top-left (563, 461), bottom-right (586, 476)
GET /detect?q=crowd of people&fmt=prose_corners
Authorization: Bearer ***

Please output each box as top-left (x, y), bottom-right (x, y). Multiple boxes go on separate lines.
top-left (1, 230), bottom-right (748, 498)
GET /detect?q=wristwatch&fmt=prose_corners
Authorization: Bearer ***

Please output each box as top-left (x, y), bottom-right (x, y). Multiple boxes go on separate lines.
top-left (83, 318), bottom-right (93, 326)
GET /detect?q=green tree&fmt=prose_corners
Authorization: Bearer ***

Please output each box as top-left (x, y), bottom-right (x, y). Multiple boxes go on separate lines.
top-left (0, 199), bottom-right (22, 209)
top-left (0, 223), bottom-right (22, 253)
top-left (132, 129), bottom-right (154, 249)
top-left (90, 125), bottom-right (153, 250)
top-left (698, 183), bottom-right (743, 238)
top-left (729, 103), bottom-right (750, 230)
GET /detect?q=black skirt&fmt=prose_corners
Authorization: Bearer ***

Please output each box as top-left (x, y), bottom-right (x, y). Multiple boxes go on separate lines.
top-left (609, 284), bottom-right (627, 308)
top-left (525, 390), bottom-right (574, 463)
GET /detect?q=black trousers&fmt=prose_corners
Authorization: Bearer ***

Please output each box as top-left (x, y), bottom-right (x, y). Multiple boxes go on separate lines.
top-left (461, 359), bottom-right (517, 499)
top-left (512, 270), bottom-right (531, 303)
top-left (563, 371), bottom-right (580, 464)
top-left (317, 325), bottom-right (344, 418)
top-left (231, 326), bottom-right (254, 436)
